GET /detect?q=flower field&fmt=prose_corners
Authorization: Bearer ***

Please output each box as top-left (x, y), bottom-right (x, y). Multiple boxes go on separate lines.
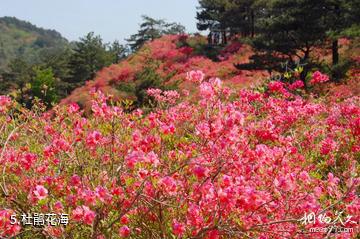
top-left (0, 70), bottom-right (359, 238)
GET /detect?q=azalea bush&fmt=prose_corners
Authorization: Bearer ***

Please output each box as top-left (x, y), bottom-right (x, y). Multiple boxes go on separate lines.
top-left (0, 71), bottom-right (359, 239)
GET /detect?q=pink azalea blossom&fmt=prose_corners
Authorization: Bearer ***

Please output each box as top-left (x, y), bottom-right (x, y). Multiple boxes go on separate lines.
top-left (83, 206), bottom-right (96, 225)
top-left (119, 226), bottom-right (130, 237)
top-left (68, 102), bottom-right (80, 114)
top-left (186, 70), bottom-right (205, 83)
top-left (310, 71), bottom-right (330, 84)
top-left (288, 80), bottom-right (304, 90)
top-left (33, 185), bottom-right (48, 200)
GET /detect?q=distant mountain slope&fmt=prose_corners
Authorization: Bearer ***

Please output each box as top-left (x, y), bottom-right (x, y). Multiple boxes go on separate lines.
top-left (0, 16), bottom-right (69, 70)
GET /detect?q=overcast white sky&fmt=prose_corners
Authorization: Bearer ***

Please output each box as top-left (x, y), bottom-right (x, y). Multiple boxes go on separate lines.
top-left (0, 0), bottom-right (201, 43)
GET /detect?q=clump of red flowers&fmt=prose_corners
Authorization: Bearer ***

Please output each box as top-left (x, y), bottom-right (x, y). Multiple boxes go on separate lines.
top-left (310, 71), bottom-right (330, 84)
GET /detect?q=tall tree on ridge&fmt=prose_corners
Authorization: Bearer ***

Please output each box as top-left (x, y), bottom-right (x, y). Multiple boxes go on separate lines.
top-left (110, 40), bottom-right (128, 63)
top-left (126, 15), bottom-right (186, 51)
top-left (197, 0), bottom-right (258, 37)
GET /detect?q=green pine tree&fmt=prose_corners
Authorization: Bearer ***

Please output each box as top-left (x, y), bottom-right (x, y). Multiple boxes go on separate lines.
top-left (66, 32), bottom-right (114, 90)
top-left (126, 15), bottom-right (185, 51)
top-left (197, 0), bottom-right (258, 37)
top-left (250, 0), bottom-right (329, 82)
top-left (324, 0), bottom-right (360, 66)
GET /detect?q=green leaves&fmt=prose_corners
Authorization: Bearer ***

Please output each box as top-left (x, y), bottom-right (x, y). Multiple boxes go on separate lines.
top-left (31, 67), bottom-right (58, 105)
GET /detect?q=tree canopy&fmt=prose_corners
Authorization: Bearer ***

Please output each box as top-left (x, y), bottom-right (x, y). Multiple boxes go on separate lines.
top-left (126, 15), bottom-right (186, 51)
top-left (197, 0), bottom-right (360, 81)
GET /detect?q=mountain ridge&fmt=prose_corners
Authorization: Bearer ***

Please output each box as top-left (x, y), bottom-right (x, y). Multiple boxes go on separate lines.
top-left (0, 16), bottom-right (69, 71)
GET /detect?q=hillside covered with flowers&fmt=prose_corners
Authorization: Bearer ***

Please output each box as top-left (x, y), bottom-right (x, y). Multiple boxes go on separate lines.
top-left (61, 35), bottom-right (271, 110)
top-left (61, 34), bottom-right (360, 112)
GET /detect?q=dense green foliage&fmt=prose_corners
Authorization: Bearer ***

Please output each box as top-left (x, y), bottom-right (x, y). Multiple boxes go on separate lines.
top-left (197, 0), bottom-right (257, 37)
top-left (64, 32), bottom-right (126, 91)
top-left (31, 67), bottom-right (58, 105)
top-left (324, 0), bottom-right (360, 67)
top-left (197, 0), bottom-right (360, 81)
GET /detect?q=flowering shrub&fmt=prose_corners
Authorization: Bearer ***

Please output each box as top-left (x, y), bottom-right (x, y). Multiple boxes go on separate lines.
top-left (310, 71), bottom-right (330, 85)
top-left (0, 72), bottom-right (359, 238)
top-left (146, 88), bottom-right (180, 106)
top-left (186, 70), bottom-right (205, 84)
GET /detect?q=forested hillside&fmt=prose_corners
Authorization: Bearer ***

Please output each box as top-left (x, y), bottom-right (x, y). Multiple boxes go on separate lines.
top-left (0, 17), bottom-right (69, 71)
